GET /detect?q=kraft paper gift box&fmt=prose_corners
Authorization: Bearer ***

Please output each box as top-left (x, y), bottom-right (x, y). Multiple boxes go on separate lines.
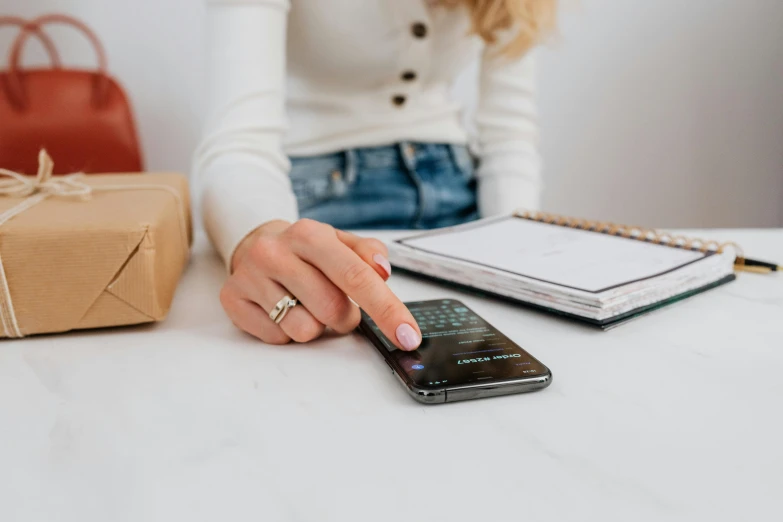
top-left (0, 151), bottom-right (191, 338)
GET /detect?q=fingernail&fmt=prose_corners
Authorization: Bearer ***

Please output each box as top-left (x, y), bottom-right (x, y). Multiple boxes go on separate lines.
top-left (396, 323), bottom-right (421, 351)
top-left (373, 253), bottom-right (392, 278)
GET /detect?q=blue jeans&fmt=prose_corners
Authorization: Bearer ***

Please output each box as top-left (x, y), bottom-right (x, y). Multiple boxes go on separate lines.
top-left (289, 142), bottom-right (478, 229)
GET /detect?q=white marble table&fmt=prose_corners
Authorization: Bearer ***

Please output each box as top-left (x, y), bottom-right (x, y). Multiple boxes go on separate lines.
top-left (1, 230), bottom-right (782, 522)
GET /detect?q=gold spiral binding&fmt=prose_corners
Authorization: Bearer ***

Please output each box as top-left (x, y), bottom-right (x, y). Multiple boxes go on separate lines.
top-left (513, 210), bottom-right (745, 270)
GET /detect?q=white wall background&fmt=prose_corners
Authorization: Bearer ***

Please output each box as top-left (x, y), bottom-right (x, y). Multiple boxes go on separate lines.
top-left (3, 0), bottom-right (782, 228)
top-left (537, 0), bottom-right (783, 228)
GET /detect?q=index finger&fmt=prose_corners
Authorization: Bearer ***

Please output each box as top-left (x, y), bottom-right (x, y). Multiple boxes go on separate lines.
top-left (293, 230), bottom-right (420, 351)
top-left (336, 230), bottom-right (391, 280)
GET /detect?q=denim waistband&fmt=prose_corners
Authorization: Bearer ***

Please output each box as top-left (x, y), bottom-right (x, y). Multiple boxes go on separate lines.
top-left (290, 142), bottom-right (466, 171)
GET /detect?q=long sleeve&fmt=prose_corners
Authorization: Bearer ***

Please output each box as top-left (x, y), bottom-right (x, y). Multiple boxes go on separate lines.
top-left (194, 0), bottom-right (297, 268)
top-left (475, 45), bottom-right (543, 217)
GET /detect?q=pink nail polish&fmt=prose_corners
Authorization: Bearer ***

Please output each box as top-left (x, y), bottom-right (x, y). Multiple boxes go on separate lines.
top-left (396, 323), bottom-right (421, 351)
top-left (373, 253), bottom-right (392, 278)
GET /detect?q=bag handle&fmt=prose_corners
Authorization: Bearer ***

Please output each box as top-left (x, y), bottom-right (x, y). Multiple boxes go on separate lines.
top-left (5, 13), bottom-right (110, 110)
top-left (0, 16), bottom-right (62, 69)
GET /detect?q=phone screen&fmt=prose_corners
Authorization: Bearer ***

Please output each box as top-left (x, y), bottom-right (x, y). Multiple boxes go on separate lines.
top-left (361, 299), bottom-right (549, 388)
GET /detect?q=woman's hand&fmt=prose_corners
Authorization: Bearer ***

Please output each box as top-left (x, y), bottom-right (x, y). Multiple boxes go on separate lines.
top-left (221, 219), bottom-right (422, 350)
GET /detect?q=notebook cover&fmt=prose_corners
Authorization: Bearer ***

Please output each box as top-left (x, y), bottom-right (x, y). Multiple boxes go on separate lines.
top-left (392, 267), bottom-right (736, 330)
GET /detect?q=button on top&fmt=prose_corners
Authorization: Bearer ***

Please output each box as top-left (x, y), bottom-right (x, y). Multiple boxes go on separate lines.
top-left (401, 70), bottom-right (417, 82)
top-left (411, 22), bottom-right (428, 38)
top-left (392, 95), bottom-right (406, 106)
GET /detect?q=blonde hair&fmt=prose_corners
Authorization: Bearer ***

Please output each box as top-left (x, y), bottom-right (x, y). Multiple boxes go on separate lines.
top-left (447, 0), bottom-right (558, 58)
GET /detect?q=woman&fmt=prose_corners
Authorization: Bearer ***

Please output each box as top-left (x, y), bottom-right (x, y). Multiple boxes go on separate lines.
top-left (195, 0), bottom-right (555, 351)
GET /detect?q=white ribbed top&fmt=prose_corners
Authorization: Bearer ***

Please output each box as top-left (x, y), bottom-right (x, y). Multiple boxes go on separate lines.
top-left (195, 0), bottom-right (542, 266)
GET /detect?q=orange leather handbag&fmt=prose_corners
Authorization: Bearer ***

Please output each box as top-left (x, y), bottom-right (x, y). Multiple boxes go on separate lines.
top-left (0, 14), bottom-right (143, 175)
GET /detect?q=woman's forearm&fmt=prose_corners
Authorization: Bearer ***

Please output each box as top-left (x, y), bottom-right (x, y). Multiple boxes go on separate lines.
top-left (475, 49), bottom-right (543, 215)
top-left (195, 0), bottom-right (295, 268)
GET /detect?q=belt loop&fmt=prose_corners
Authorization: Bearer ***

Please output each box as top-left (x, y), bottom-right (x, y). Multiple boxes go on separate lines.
top-left (344, 148), bottom-right (358, 184)
top-left (400, 141), bottom-right (417, 169)
top-left (398, 141), bottom-right (425, 227)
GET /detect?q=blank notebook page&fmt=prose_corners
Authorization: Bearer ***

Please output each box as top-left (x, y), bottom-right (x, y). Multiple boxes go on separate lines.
top-left (397, 217), bottom-right (707, 293)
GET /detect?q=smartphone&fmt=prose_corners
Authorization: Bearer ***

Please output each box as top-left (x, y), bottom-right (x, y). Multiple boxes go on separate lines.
top-left (359, 299), bottom-right (552, 404)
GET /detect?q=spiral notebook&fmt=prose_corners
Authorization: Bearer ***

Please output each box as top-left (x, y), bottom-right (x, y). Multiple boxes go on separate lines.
top-left (388, 211), bottom-right (738, 329)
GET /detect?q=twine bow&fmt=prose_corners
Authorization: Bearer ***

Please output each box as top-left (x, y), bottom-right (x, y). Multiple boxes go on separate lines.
top-left (0, 150), bottom-right (190, 339)
top-left (0, 150), bottom-right (92, 199)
